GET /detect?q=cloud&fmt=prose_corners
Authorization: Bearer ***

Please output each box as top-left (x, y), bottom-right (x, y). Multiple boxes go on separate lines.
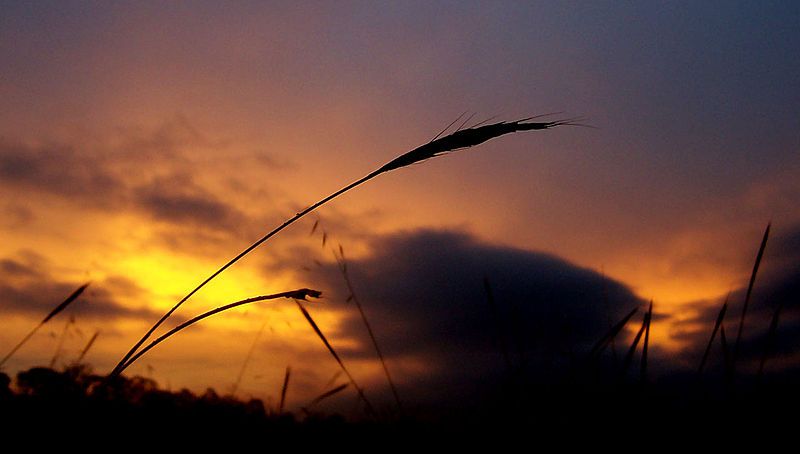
top-left (293, 228), bottom-right (645, 403)
top-left (131, 174), bottom-right (247, 232)
top-left (0, 140), bottom-right (123, 203)
top-left (0, 118), bottom-right (273, 238)
top-left (0, 253), bottom-right (159, 321)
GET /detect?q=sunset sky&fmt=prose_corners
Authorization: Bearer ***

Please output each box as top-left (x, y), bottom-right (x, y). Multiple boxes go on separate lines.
top-left (2, 1), bottom-right (799, 412)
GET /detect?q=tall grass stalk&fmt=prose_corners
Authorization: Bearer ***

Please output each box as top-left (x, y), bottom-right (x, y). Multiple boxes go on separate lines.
top-left (0, 283), bottom-right (89, 369)
top-left (114, 289), bottom-right (321, 376)
top-left (111, 117), bottom-right (573, 377)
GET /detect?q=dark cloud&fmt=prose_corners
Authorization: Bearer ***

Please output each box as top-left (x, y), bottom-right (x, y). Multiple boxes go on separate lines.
top-left (295, 228), bottom-right (645, 403)
top-left (131, 175), bottom-right (246, 232)
top-left (0, 140), bottom-right (123, 203)
top-left (0, 119), bottom-right (264, 237)
top-left (0, 254), bottom-right (159, 321)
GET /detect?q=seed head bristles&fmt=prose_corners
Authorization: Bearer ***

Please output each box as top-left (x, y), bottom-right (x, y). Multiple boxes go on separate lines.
top-left (0, 282), bottom-right (90, 369)
top-left (112, 116), bottom-right (569, 378)
top-left (698, 296), bottom-right (729, 375)
top-left (455, 112), bottom-right (477, 132)
top-left (294, 299), bottom-right (377, 417)
top-left (430, 111), bottom-right (468, 142)
top-left (111, 289), bottom-right (321, 378)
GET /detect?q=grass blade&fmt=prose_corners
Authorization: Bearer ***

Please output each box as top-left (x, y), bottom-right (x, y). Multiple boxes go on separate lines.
top-left (112, 117), bottom-right (570, 377)
top-left (278, 365), bottom-right (291, 413)
top-left (640, 301), bottom-right (653, 383)
top-left (588, 307), bottom-right (639, 359)
top-left (720, 324), bottom-right (732, 383)
top-left (698, 297), bottom-right (728, 375)
top-left (295, 299), bottom-right (376, 417)
top-left (75, 330), bottom-right (100, 364)
top-left (733, 222), bottom-right (770, 370)
top-left (307, 383), bottom-right (349, 408)
top-left (621, 312), bottom-right (649, 377)
top-left (334, 245), bottom-right (403, 413)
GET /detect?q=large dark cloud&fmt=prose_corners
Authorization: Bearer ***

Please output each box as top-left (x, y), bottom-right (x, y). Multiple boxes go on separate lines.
top-left (296, 228), bottom-right (646, 404)
top-left (0, 252), bottom-right (159, 321)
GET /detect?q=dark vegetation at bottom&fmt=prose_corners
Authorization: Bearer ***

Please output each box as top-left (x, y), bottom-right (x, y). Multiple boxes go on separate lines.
top-left (2, 364), bottom-right (797, 444)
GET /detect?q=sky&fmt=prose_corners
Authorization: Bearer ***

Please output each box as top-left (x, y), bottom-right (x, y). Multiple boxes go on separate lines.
top-left (1, 1), bottom-right (799, 413)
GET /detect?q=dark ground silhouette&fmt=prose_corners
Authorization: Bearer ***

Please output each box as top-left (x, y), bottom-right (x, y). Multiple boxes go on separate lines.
top-left (2, 363), bottom-right (798, 445)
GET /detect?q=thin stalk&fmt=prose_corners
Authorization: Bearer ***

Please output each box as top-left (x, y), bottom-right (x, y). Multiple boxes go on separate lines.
top-left (75, 331), bottom-right (100, 364)
top-left (335, 246), bottom-right (402, 413)
top-left (50, 315), bottom-right (75, 369)
top-left (306, 383), bottom-right (349, 409)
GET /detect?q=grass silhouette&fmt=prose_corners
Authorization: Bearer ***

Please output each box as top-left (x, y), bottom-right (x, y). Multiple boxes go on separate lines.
top-left (111, 117), bottom-right (574, 378)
